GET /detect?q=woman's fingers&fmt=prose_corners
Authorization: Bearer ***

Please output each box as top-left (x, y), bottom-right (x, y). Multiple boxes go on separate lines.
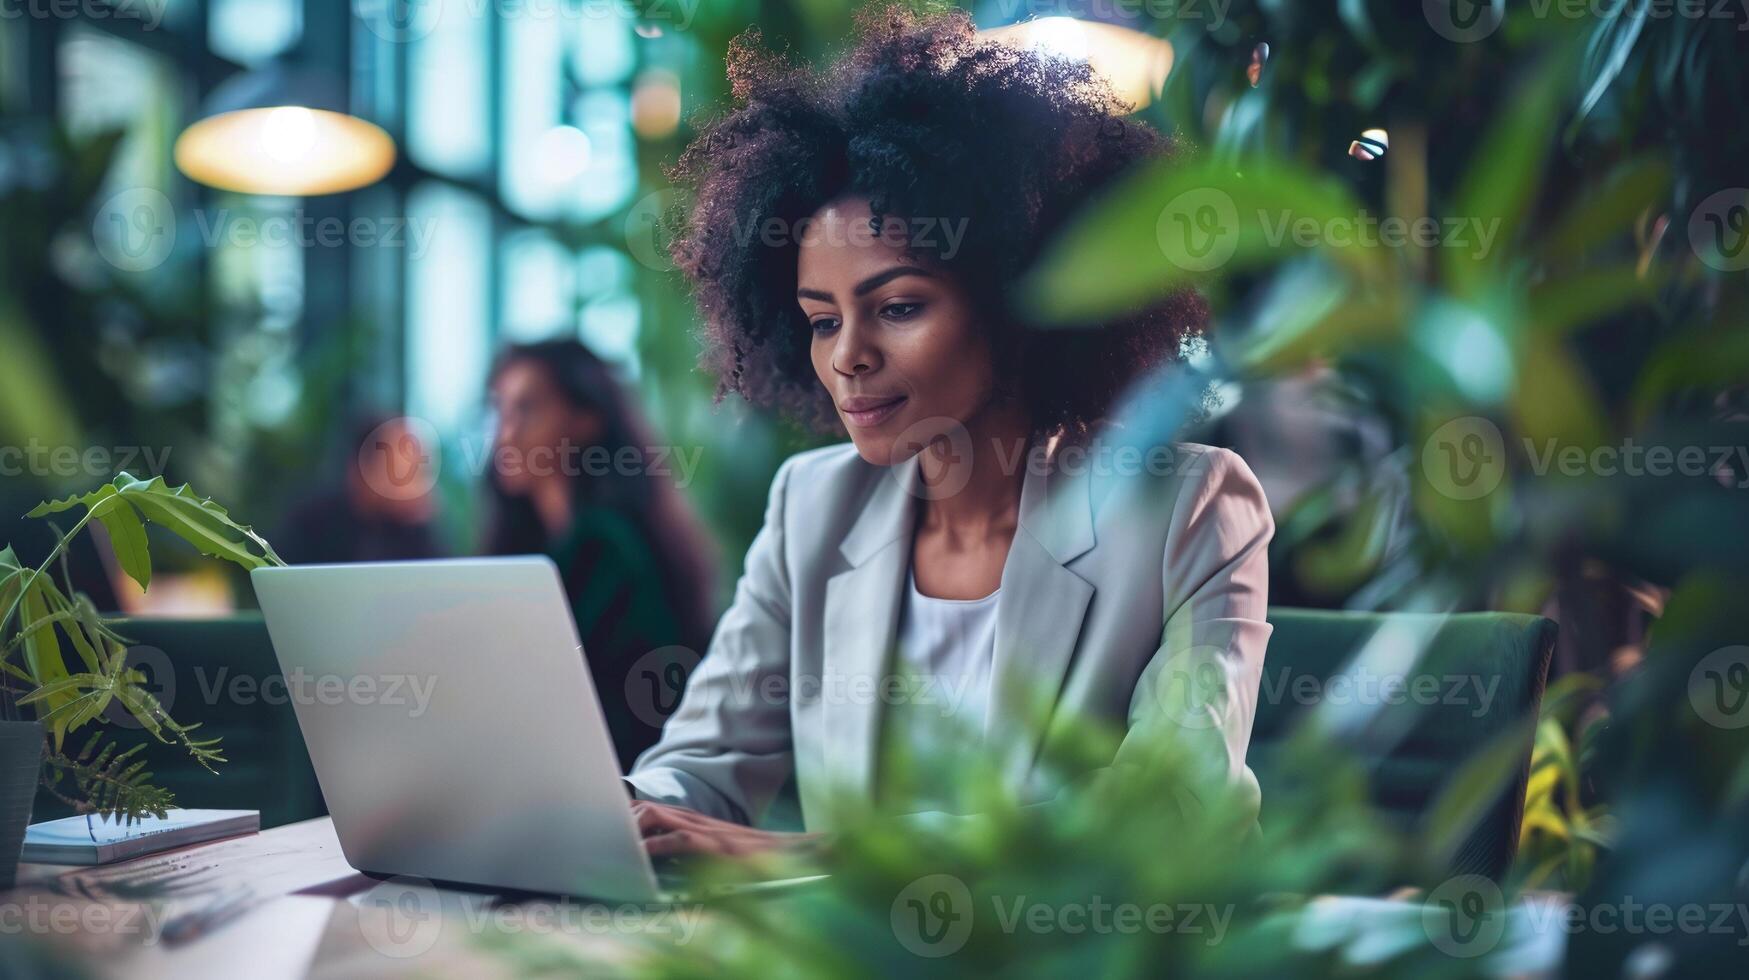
top-left (631, 801), bottom-right (694, 836)
top-left (628, 801), bottom-right (804, 858)
top-left (644, 829), bottom-right (718, 857)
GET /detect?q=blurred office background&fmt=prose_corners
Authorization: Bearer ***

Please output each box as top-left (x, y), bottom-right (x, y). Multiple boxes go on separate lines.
top-left (0, 0), bottom-right (1742, 667)
top-left (0, 0), bottom-right (869, 614)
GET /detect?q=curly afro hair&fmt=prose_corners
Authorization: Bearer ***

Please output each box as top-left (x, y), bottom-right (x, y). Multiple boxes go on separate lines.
top-left (668, 4), bottom-right (1207, 437)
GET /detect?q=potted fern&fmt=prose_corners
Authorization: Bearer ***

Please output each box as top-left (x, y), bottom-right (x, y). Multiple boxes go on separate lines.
top-left (0, 473), bottom-right (283, 886)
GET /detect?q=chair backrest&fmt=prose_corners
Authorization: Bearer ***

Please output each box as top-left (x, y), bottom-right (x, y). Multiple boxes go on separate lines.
top-left (1251, 608), bottom-right (1557, 880)
top-left (32, 615), bottom-right (324, 830)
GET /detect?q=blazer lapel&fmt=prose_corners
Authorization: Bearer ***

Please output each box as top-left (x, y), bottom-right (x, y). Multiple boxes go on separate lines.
top-left (818, 450), bottom-right (1098, 803)
top-left (821, 455), bottom-right (920, 805)
top-left (986, 457), bottom-right (1097, 787)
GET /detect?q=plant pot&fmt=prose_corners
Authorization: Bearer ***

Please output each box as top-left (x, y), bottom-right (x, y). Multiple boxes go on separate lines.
top-left (0, 720), bottom-right (43, 890)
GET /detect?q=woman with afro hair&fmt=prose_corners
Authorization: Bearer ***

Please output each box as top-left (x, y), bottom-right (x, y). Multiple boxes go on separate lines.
top-left (625, 5), bottom-right (1273, 857)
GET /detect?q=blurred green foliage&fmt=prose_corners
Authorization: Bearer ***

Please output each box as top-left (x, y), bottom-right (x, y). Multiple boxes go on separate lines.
top-left (2, 2), bottom-right (1745, 973)
top-left (600, 2), bottom-right (1749, 975)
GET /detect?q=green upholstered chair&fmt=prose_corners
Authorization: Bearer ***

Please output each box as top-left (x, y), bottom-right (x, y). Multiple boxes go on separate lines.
top-left (1252, 608), bottom-right (1558, 881)
top-left (31, 614), bottom-right (323, 830)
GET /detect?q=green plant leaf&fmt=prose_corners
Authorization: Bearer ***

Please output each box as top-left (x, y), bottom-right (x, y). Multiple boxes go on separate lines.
top-left (1571, 0), bottom-right (1651, 132)
top-left (18, 671), bottom-right (112, 719)
top-left (25, 480), bottom-right (124, 520)
top-left (20, 582), bottom-right (74, 749)
top-left (1538, 156), bottom-right (1670, 262)
top-left (110, 474), bottom-right (284, 569)
top-left (0, 302), bottom-right (80, 455)
top-left (109, 675), bottom-right (169, 741)
top-left (1526, 263), bottom-right (1665, 338)
top-left (1444, 48), bottom-right (1578, 300)
top-left (1019, 155), bottom-right (1381, 325)
top-left (95, 502), bottom-right (151, 592)
top-left (34, 575), bottom-right (101, 673)
top-left (1510, 335), bottom-right (1607, 449)
top-left (30, 473), bottom-right (283, 572)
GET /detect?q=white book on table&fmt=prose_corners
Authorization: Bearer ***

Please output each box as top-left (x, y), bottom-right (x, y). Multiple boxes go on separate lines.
top-left (22, 809), bottom-right (260, 865)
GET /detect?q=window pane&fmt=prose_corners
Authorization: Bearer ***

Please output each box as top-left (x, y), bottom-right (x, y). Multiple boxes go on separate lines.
top-left (575, 247), bottom-right (638, 372)
top-left (406, 183), bottom-right (492, 432)
top-left (501, 12), bottom-right (567, 219)
top-left (408, 4), bottom-right (491, 177)
top-left (580, 293), bottom-right (640, 375)
top-left (575, 14), bottom-right (635, 86)
top-left (209, 0), bottom-right (302, 66)
top-left (573, 90), bottom-right (636, 220)
top-left (500, 230), bottom-right (575, 341)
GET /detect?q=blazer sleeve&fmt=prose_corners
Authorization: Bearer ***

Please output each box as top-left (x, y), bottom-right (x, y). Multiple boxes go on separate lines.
top-left (623, 455), bottom-right (798, 824)
top-left (1114, 445), bottom-right (1274, 823)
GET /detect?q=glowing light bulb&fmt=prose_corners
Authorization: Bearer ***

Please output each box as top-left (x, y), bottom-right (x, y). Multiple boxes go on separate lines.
top-left (258, 106), bottom-right (318, 164)
top-left (982, 18), bottom-right (1172, 110)
top-left (1018, 16), bottom-right (1090, 61)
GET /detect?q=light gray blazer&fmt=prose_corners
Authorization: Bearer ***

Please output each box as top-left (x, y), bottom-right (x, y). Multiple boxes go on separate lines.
top-left (626, 440), bottom-right (1274, 830)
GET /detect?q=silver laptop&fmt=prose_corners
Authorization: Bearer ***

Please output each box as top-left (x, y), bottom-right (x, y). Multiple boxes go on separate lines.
top-left (252, 557), bottom-right (667, 901)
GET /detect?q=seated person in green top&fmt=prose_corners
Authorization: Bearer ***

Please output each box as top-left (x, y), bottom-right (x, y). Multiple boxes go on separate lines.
top-left (484, 340), bottom-right (719, 771)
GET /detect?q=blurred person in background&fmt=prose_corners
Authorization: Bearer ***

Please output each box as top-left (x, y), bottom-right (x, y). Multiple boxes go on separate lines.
top-left (279, 414), bottom-right (445, 566)
top-left (485, 339), bottom-right (718, 770)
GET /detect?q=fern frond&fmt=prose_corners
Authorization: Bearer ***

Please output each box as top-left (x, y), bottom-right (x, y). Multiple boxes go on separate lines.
top-left (40, 732), bottom-right (176, 824)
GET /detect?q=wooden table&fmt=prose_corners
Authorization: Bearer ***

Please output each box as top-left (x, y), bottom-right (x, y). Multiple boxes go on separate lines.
top-left (3, 818), bottom-right (1566, 977)
top-left (4, 818), bottom-right (663, 979)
